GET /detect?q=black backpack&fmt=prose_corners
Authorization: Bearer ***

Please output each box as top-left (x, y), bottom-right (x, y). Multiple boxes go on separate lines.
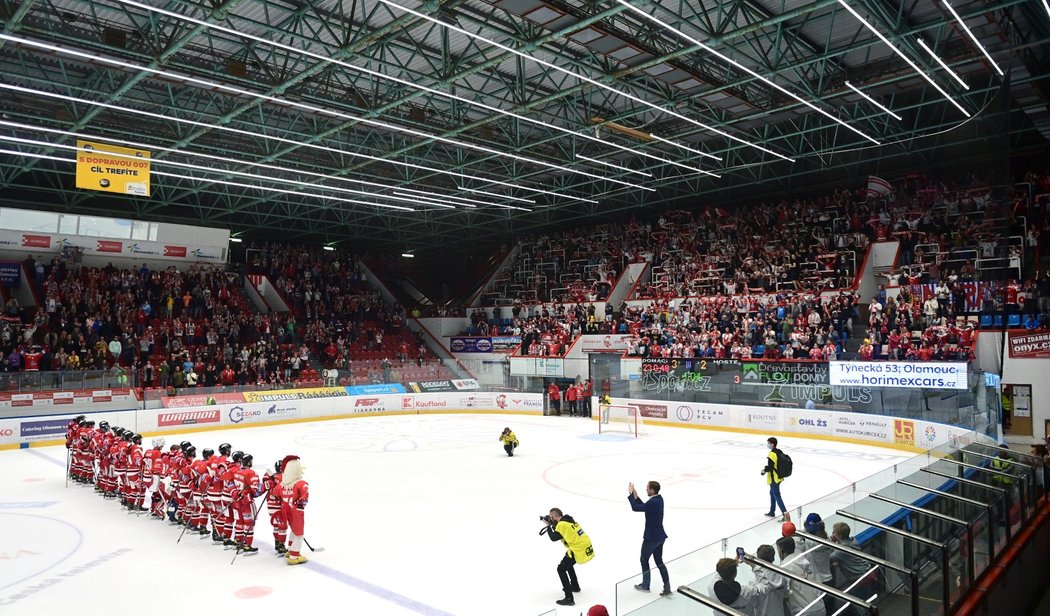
top-left (775, 449), bottom-right (793, 478)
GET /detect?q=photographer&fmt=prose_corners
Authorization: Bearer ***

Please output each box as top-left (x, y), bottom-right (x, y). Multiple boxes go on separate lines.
top-left (540, 507), bottom-right (594, 607)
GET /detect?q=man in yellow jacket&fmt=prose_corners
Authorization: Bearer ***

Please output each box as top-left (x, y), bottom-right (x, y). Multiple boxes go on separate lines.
top-left (499, 428), bottom-right (519, 457)
top-left (543, 507), bottom-right (594, 606)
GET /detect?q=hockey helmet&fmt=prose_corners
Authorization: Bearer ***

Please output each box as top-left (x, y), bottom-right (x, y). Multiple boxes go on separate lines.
top-left (180, 440), bottom-right (192, 452)
top-left (122, 431), bottom-right (133, 442)
top-left (231, 451), bottom-right (244, 464)
top-left (241, 454), bottom-right (253, 468)
top-left (74, 415), bottom-right (86, 422)
top-left (99, 421), bottom-right (110, 431)
top-left (274, 459), bottom-right (283, 473)
top-left (132, 433), bottom-right (143, 445)
top-left (185, 446), bottom-right (197, 459)
top-left (218, 443), bottom-right (232, 456)
top-left (202, 448), bottom-right (215, 459)
top-left (152, 437), bottom-right (166, 449)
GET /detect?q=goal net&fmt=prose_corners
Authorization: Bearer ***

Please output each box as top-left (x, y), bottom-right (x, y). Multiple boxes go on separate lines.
top-left (598, 404), bottom-right (646, 437)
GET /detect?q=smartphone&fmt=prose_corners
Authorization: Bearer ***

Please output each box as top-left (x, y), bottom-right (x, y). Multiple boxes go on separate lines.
top-left (736, 547), bottom-right (745, 562)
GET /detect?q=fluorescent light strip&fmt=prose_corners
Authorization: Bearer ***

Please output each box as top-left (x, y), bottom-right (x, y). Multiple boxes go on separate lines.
top-left (396, 191), bottom-right (530, 212)
top-left (615, 0), bottom-right (881, 147)
top-left (0, 133), bottom-right (420, 212)
top-left (0, 35), bottom-right (645, 191)
top-left (575, 154), bottom-right (653, 177)
top-left (844, 81), bottom-right (903, 121)
top-left (455, 186), bottom-right (537, 203)
top-left (104, 3), bottom-right (713, 183)
top-left (0, 118), bottom-right (461, 208)
top-left (940, 0), bottom-right (1003, 76)
top-left (648, 134), bottom-right (711, 158)
top-left (834, 0), bottom-right (971, 117)
top-left (916, 38), bottom-right (969, 90)
top-left (0, 82), bottom-right (591, 205)
top-left (1044, 0), bottom-right (1050, 21)
top-left (373, 0), bottom-right (784, 161)
top-left (0, 147), bottom-right (416, 212)
top-left (393, 191), bottom-right (474, 208)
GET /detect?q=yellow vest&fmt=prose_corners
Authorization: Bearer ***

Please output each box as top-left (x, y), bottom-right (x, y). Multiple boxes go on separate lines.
top-left (991, 457), bottom-right (1014, 485)
top-left (555, 520), bottom-right (594, 564)
top-left (500, 431), bottom-right (519, 446)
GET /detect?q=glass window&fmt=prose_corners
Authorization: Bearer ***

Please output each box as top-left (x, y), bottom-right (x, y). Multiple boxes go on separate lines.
top-left (78, 216), bottom-right (133, 239)
top-left (148, 223), bottom-right (158, 241)
top-left (131, 220), bottom-right (149, 240)
top-left (2, 208), bottom-right (59, 233)
top-left (58, 214), bottom-right (78, 235)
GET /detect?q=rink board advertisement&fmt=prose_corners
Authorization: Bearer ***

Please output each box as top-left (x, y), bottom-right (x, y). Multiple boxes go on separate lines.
top-left (605, 396), bottom-right (972, 451)
top-left (829, 361), bottom-right (968, 390)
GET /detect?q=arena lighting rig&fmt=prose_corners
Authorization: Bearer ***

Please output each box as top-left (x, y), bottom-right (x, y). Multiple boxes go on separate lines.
top-left (916, 38), bottom-right (970, 90)
top-left (832, 0), bottom-right (972, 117)
top-left (102, 3), bottom-right (706, 190)
top-left (456, 187), bottom-right (538, 204)
top-left (374, 0), bottom-right (791, 162)
top-left (844, 83), bottom-right (904, 121)
top-left (575, 154), bottom-right (655, 178)
top-left (613, 0), bottom-right (882, 147)
top-left (939, 0), bottom-right (1004, 75)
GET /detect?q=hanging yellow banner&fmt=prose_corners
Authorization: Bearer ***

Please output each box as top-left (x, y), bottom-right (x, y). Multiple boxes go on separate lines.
top-left (75, 140), bottom-right (151, 196)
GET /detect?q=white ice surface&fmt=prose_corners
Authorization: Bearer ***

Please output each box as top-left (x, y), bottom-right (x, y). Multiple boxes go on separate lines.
top-left (0, 414), bottom-right (909, 616)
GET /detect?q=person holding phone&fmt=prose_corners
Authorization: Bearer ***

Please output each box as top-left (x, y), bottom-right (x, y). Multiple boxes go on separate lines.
top-left (628, 481), bottom-right (671, 596)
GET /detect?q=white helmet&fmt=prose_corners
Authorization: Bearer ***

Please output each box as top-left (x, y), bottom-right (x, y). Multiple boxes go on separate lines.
top-left (152, 437), bottom-right (166, 449)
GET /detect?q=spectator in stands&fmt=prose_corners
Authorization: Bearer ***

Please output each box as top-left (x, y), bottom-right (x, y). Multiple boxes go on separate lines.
top-left (710, 557), bottom-right (771, 612)
top-left (829, 523), bottom-right (872, 607)
top-left (775, 536), bottom-right (826, 616)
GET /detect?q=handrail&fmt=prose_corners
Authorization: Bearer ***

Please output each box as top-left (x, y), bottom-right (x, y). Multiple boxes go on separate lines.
top-left (741, 554), bottom-right (877, 613)
top-left (897, 480), bottom-right (997, 579)
top-left (674, 586), bottom-right (753, 616)
top-left (869, 493), bottom-right (975, 586)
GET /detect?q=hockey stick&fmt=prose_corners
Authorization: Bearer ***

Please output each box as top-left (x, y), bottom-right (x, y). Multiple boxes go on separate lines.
top-left (65, 449), bottom-right (71, 488)
top-left (303, 537), bottom-right (325, 552)
top-left (229, 494), bottom-right (266, 564)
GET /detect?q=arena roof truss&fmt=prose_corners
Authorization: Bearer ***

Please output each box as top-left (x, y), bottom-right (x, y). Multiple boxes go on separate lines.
top-left (0, 0), bottom-right (1047, 253)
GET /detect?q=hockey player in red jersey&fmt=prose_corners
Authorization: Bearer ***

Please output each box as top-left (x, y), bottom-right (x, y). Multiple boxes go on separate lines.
top-left (188, 448), bottom-right (213, 534)
top-left (263, 459), bottom-right (287, 555)
top-left (165, 443), bottom-right (187, 522)
top-left (141, 437), bottom-right (168, 518)
top-left (216, 451), bottom-right (244, 545)
top-left (102, 428), bottom-right (124, 497)
top-left (71, 420), bottom-right (95, 483)
top-left (279, 455), bottom-right (309, 565)
top-left (90, 422), bottom-right (112, 492)
top-left (205, 443), bottom-right (232, 543)
top-left (65, 415), bottom-right (85, 450)
top-left (230, 454), bottom-right (262, 554)
top-left (125, 434), bottom-right (145, 511)
top-left (114, 431), bottom-right (131, 505)
top-left (176, 445), bottom-right (198, 526)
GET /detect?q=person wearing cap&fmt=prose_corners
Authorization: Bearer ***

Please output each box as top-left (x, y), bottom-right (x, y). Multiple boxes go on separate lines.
top-left (586, 606), bottom-right (610, 616)
top-left (858, 338), bottom-right (874, 361)
top-left (279, 455), bottom-right (310, 565)
top-left (797, 513), bottom-right (834, 610)
top-left (628, 481), bottom-right (671, 596)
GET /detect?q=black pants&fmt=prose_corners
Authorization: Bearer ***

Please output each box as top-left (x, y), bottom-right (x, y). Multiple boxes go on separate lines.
top-left (557, 554), bottom-right (578, 594)
top-left (503, 443), bottom-right (516, 456)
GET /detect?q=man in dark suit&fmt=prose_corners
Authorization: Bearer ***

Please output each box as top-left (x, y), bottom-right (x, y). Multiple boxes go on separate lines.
top-left (628, 480), bottom-right (671, 596)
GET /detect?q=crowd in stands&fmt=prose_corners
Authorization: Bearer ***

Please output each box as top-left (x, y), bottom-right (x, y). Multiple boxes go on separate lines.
top-left (712, 514), bottom-right (877, 616)
top-left (623, 292), bottom-right (860, 361)
top-left (0, 244), bottom-right (451, 389)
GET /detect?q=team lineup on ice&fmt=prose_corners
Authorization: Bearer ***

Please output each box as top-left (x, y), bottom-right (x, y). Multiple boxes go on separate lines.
top-left (1, 413), bottom-right (907, 615)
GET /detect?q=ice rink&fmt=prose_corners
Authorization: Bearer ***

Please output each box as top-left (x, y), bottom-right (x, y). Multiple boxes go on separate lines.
top-left (1, 413), bottom-right (911, 616)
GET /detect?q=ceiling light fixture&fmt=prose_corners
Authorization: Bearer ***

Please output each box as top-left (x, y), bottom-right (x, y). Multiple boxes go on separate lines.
top-left (575, 154), bottom-right (653, 178)
top-left (401, 253), bottom-right (415, 258)
top-left (916, 38), bottom-right (969, 90)
top-left (0, 82), bottom-right (582, 205)
top-left (0, 35), bottom-right (646, 191)
top-left (0, 132), bottom-right (429, 212)
top-left (615, 0), bottom-right (881, 147)
top-left (83, 10), bottom-right (689, 188)
top-left (833, 0), bottom-right (971, 117)
top-left (455, 186), bottom-right (537, 203)
top-left (843, 81), bottom-right (903, 121)
top-left (939, 0), bottom-right (1004, 76)
top-left (229, 237), bottom-right (243, 243)
top-left (374, 0), bottom-right (789, 161)
top-left (323, 246), bottom-right (335, 251)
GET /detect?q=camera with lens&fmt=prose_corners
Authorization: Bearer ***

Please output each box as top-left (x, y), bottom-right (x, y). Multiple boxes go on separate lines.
top-left (539, 514), bottom-right (553, 525)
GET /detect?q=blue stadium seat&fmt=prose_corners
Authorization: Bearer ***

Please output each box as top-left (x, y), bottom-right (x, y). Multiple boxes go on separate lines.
top-left (980, 315), bottom-right (993, 327)
top-left (753, 345), bottom-right (765, 356)
top-left (993, 315), bottom-right (1004, 327)
top-left (1007, 314), bottom-right (1021, 327)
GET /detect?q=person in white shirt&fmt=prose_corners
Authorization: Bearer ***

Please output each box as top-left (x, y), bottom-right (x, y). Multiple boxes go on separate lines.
top-left (776, 536), bottom-right (827, 616)
top-left (709, 557), bottom-right (775, 615)
top-left (750, 545), bottom-right (788, 616)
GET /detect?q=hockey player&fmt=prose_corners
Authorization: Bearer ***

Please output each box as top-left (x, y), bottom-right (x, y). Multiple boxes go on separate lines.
top-left (164, 443), bottom-right (186, 522)
top-left (279, 455), bottom-right (309, 565)
top-left (176, 446), bottom-right (198, 526)
top-left (188, 447), bottom-right (213, 534)
top-left (142, 437), bottom-right (168, 518)
top-left (263, 459), bottom-right (287, 555)
top-left (90, 422), bottom-right (112, 492)
top-left (113, 431), bottom-right (131, 505)
top-left (65, 415), bottom-right (86, 450)
top-left (102, 428), bottom-right (125, 497)
top-left (216, 451), bottom-right (244, 545)
top-left (205, 443), bottom-right (232, 543)
top-left (231, 454), bottom-right (262, 554)
top-left (125, 434), bottom-right (145, 511)
top-left (72, 420), bottom-right (95, 483)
